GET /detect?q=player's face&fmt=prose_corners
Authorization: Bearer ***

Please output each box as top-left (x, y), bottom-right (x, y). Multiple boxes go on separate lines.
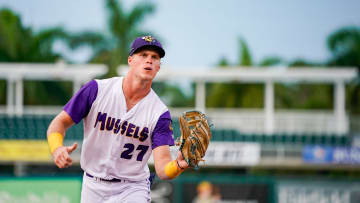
top-left (128, 50), bottom-right (161, 81)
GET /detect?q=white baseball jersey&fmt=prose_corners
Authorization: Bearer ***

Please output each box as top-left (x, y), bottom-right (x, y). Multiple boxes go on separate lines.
top-left (63, 77), bottom-right (174, 181)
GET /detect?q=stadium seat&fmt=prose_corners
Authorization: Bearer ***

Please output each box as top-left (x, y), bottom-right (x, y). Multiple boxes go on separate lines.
top-left (0, 115), bottom-right (352, 149)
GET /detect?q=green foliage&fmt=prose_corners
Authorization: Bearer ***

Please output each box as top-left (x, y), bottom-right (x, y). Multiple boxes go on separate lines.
top-left (0, 8), bottom-right (67, 62)
top-left (0, 8), bottom-right (24, 61)
top-left (347, 83), bottom-right (360, 114)
top-left (68, 0), bottom-right (156, 77)
top-left (326, 26), bottom-right (360, 114)
top-left (275, 84), bottom-right (333, 109)
top-left (207, 83), bottom-right (263, 108)
top-left (288, 59), bottom-right (315, 67)
top-left (327, 26), bottom-right (360, 67)
top-left (23, 81), bottom-right (73, 105)
top-left (210, 27), bottom-right (360, 111)
top-left (0, 8), bottom-right (72, 105)
top-left (0, 80), bottom-right (5, 104)
top-left (238, 37), bottom-right (252, 66)
top-left (217, 57), bottom-right (229, 67)
top-left (259, 56), bottom-right (282, 67)
top-left (208, 37), bottom-right (278, 108)
top-left (152, 82), bottom-right (194, 107)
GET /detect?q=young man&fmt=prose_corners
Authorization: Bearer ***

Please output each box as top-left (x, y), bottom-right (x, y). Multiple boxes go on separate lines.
top-left (47, 36), bottom-right (188, 203)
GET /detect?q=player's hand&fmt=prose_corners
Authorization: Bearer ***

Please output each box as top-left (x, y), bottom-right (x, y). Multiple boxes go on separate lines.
top-left (176, 151), bottom-right (189, 170)
top-left (52, 143), bottom-right (78, 169)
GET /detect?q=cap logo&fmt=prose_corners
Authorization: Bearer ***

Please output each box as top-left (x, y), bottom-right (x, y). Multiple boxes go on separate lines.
top-left (142, 36), bottom-right (155, 43)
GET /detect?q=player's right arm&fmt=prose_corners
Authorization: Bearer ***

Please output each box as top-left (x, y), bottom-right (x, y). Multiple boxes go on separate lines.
top-left (47, 79), bottom-right (98, 168)
top-left (47, 111), bottom-right (78, 168)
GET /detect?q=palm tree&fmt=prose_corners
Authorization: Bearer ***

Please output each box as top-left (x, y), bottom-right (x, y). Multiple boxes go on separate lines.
top-left (0, 8), bottom-right (67, 62)
top-left (68, 0), bottom-right (156, 77)
top-left (0, 8), bottom-right (72, 105)
top-left (327, 26), bottom-right (360, 67)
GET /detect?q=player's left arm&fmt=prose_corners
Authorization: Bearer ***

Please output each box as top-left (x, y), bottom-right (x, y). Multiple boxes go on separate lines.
top-left (153, 145), bottom-right (188, 180)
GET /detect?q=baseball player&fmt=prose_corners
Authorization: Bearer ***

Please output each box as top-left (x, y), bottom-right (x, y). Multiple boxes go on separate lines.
top-left (47, 36), bottom-right (188, 203)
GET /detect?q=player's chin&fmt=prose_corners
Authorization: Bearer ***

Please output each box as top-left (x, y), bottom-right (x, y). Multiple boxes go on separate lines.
top-left (140, 72), bottom-right (157, 81)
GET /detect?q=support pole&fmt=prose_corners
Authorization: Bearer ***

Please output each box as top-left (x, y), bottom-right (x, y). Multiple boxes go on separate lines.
top-left (6, 79), bottom-right (14, 115)
top-left (334, 80), bottom-right (346, 135)
top-left (195, 81), bottom-right (206, 113)
top-left (15, 78), bottom-right (23, 116)
top-left (265, 80), bottom-right (274, 135)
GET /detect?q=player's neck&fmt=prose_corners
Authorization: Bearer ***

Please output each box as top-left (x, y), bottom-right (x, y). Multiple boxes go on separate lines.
top-left (122, 76), bottom-right (151, 108)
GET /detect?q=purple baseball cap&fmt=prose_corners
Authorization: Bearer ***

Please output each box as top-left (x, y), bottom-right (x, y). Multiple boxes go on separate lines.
top-left (129, 36), bottom-right (165, 58)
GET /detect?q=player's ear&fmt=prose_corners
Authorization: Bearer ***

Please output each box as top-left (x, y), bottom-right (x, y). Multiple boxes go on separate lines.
top-left (128, 56), bottom-right (133, 64)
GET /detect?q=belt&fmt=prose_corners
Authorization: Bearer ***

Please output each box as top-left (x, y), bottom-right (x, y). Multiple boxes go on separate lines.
top-left (86, 173), bottom-right (122, 182)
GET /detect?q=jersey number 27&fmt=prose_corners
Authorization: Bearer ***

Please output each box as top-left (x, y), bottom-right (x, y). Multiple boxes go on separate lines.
top-left (120, 143), bottom-right (149, 161)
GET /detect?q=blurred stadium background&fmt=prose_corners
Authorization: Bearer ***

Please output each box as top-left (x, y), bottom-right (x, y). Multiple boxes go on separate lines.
top-left (1, 1), bottom-right (360, 203)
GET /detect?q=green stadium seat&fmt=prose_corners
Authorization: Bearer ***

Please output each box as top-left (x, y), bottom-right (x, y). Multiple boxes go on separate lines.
top-left (263, 134), bottom-right (274, 144)
top-left (251, 134), bottom-right (260, 143)
top-left (223, 130), bottom-right (234, 141)
top-left (274, 134), bottom-right (281, 143)
top-left (317, 135), bottom-right (326, 145)
top-left (212, 129), bottom-right (224, 141)
top-left (284, 133), bottom-right (295, 143)
top-left (0, 115), bottom-right (353, 149)
top-left (255, 134), bottom-right (263, 143)
top-left (323, 135), bottom-right (332, 145)
top-left (244, 134), bottom-right (254, 142)
top-left (340, 136), bottom-right (348, 145)
top-left (233, 133), bottom-right (244, 142)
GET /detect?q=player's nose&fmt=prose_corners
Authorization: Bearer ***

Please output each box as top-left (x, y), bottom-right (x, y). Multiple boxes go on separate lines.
top-left (145, 56), bottom-right (153, 64)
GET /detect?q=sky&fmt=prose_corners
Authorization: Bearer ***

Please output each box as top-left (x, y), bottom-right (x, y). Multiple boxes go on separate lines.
top-left (1, 0), bottom-right (360, 69)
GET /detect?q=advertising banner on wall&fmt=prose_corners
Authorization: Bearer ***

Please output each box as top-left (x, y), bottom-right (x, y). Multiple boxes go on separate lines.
top-left (0, 140), bottom-right (81, 163)
top-left (0, 177), bottom-right (82, 203)
top-left (148, 141), bottom-right (261, 166)
top-left (0, 140), bottom-right (51, 162)
top-left (277, 180), bottom-right (360, 203)
top-left (201, 142), bottom-right (261, 166)
top-left (303, 145), bottom-right (360, 164)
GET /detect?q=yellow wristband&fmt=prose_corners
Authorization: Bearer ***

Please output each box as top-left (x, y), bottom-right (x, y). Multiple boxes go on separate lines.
top-left (47, 132), bottom-right (64, 154)
top-left (164, 160), bottom-right (184, 179)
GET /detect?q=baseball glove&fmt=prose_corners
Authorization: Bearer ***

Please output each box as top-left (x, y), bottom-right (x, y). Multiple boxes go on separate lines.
top-left (176, 110), bottom-right (212, 168)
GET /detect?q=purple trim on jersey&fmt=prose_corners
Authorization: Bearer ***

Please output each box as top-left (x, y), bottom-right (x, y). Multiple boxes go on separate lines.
top-left (64, 80), bottom-right (98, 124)
top-left (151, 111), bottom-right (175, 149)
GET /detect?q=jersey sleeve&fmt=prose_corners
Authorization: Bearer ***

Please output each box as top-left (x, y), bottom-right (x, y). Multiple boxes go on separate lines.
top-left (63, 80), bottom-right (98, 124)
top-left (151, 111), bottom-right (175, 149)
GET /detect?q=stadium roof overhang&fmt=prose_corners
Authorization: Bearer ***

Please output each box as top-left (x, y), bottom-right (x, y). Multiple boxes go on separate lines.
top-left (0, 62), bottom-right (107, 116)
top-left (119, 66), bottom-right (358, 135)
top-left (120, 66), bottom-right (357, 84)
top-left (0, 62), bottom-right (107, 81)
